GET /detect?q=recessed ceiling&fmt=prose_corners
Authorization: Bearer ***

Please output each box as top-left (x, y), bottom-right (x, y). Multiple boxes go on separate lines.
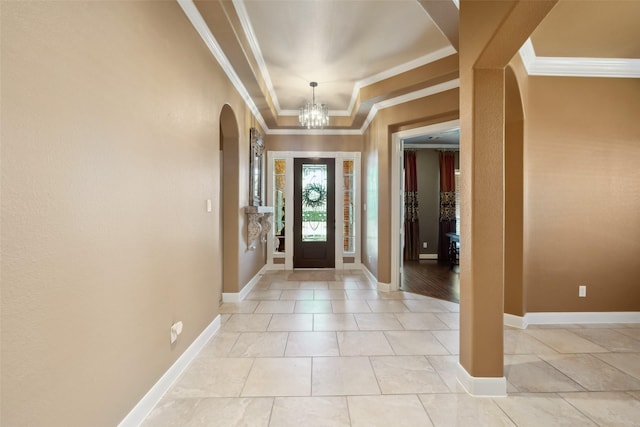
top-left (182, 0), bottom-right (639, 133)
top-left (239, 0), bottom-right (454, 114)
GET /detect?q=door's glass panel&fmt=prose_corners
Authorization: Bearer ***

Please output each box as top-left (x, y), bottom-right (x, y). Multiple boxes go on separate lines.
top-left (274, 159), bottom-right (286, 253)
top-left (301, 163), bottom-right (328, 242)
top-left (343, 160), bottom-right (355, 252)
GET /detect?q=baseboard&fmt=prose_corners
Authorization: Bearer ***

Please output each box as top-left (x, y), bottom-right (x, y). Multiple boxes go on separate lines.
top-left (343, 261), bottom-right (362, 270)
top-left (118, 315), bottom-right (221, 427)
top-left (526, 311), bottom-right (640, 325)
top-left (456, 363), bottom-right (507, 397)
top-left (360, 264), bottom-right (377, 285)
top-left (222, 265), bottom-right (266, 303)
top-left (504, 313), bottom-right (528, 329)
top-left (359, 264), bottom-right (391, 292)
top-left (377, 282), bottom-right (391, 292)
top-left (419, 254), bottom-right (438, 260)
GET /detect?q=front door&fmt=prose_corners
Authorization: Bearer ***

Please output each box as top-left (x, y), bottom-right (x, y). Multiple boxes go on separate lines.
top-left (293, 158), bottom-right (335, 268)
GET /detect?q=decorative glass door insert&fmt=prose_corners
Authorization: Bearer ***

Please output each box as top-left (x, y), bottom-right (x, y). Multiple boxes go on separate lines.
top-left (301, 164), bottom-right (328, 242)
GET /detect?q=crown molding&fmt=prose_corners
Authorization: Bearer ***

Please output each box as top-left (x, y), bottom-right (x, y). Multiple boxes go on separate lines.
top-left (232, 0), bottom-right (457, 118)
top-left (360, 78), bottom-right (460, 133)
top-left (177, 0), bottom-right (269, 131)
top-left (267, 128), bottom-right (363, 136)
top-left (232, 0), bottom-right (282, 113)
top-left (180, 0), bottom-right (459, 136)
top-left (519, 38), bottom-right (640, 79)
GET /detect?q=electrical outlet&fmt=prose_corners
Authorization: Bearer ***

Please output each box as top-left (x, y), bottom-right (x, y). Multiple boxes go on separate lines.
top-left (578, 285), bottom-right (587, 298)
top-left (422, 242), bottom-right (428, 249)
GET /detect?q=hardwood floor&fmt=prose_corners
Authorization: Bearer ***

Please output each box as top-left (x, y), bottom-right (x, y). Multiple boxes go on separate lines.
top-left (400, 259), bottom-right (460, 303)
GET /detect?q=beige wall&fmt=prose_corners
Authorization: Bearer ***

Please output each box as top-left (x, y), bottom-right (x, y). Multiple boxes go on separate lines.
top-left (365, 89), bottom-right (459, 283)
top-left (1, 2), bottom-right (261, 424)
top-left (523, 76), bottom-right (640, 312)
top-left (504, 65), bottom-right (526, 316)
top-left (265, 134), bottom-right (363, 153)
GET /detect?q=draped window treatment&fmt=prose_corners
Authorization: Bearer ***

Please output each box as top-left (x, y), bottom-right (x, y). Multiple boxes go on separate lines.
top-left (403, 150), bottom-right (420, 260)
top-left (438, 151), bottom-right (457, 263)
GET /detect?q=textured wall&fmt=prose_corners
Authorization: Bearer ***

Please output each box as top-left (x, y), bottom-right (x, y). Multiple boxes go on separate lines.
top-left (524, 76), bottom-right (640, 312)
top-left (1, 2), bottom-right (258, 424)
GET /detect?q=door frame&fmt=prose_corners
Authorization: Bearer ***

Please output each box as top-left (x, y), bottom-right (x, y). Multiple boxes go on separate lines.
top-left (391, 119), bottom-right (460, 291)
top-left (266, 151), bottom-right (361, 270)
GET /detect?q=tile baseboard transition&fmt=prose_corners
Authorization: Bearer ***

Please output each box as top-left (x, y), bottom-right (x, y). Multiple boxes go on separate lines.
top-left (360, 264), bottom-right (390, 292)
top-left (456, 363), bottom-right (507, 397)
top-left (222, 266), bottom-right (266, 303)
top-left (505, 311), bottom-right (640, 329)
top-left (504, 313), bottom-right (528, 329)
top-left (118, 315), bottom-right (221, 427)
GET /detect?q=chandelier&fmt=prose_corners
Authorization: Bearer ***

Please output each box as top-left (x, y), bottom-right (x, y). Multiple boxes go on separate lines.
top-left (299, 81), bottom-right (329, 129)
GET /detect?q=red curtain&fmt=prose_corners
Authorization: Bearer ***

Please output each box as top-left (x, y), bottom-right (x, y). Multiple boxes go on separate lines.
top-left (404, 150), bottom-right (420, 260)
top-left (438, 151), bottom-right (456, 263)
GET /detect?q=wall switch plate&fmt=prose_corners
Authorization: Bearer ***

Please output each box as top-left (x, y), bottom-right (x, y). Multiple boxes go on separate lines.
top-left (206, 199), bottom-right (212, 212)
top-left (579, 285), bottom-right (587, 297)
top-left (422, 242), bottom-right (428, 249)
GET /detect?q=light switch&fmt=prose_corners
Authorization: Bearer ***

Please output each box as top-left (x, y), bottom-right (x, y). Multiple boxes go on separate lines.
top-left (206, 199), bottom-right (212, 212)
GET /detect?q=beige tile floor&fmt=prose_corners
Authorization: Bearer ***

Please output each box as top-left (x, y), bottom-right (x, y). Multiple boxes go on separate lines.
top-left (143, 270), bottom-right (640, 426)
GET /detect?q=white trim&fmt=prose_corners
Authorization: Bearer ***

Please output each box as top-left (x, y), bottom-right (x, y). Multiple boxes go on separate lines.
top-left (377, 282), bottom-right (391, 292)
top-left (361, 264), bottom-right (377, 285)
top-left (519, 38), bottom-right (640, 79)
top-left (118, 316), bottom-right (221, 427)
top-left (504, 313), bottom-right (528, 329)
top-left (345, 47), bottom-right (457, 115)
top-left (343, 261), bottom-right (362, 270)
top-left (390, 120), bottom-right (461, 297)
top-left (222, 266), bottom-right (266, 302)
top-left (526, 311), bottom-right (640, 325)
top-left (177, 0), bottom-right (268, 132)
top-left (419, 254), bottom-right (438, 260)
top-left (390, 133), bottom-right (402, 292)
top-left (232, 0), bottom-right (282, 113)
top-left (267, 151), bottom-right (361, 270)
top-left (231, 2), bottom-right (457, 120)
top-left (267, 128), bottom-right (363, 136)
top-left (360, 79), bottom-right (460, 133)
top-left (456, 363), bottom-right (507, 397)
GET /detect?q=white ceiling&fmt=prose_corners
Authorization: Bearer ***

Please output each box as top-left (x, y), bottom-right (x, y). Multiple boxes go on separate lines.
top-left (237, 0), bottom-right (454, 115)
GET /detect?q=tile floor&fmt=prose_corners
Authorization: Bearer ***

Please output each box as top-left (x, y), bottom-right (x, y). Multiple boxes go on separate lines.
top-left (143, 270), bottom-right (640, 426)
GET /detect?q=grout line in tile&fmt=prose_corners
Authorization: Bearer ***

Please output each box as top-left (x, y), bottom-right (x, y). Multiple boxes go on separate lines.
top-left (559, 392), bottom-right (603, 426)
top-left (238, 357), bottom-right (257, 398)
top-left (367, 356), bottom-right (384, 395)
top-left (265, 396), bottom-right (276, 426)
top-left (416, 392), bottom-right (437, 427)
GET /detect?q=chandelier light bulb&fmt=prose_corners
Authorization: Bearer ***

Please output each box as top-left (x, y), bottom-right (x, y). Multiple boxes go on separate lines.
top-left (299, 81), bottom-right (329, 129)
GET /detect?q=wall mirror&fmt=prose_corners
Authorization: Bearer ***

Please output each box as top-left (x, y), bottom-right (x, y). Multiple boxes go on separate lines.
top-left (250, 127), bottom-right (264, 206)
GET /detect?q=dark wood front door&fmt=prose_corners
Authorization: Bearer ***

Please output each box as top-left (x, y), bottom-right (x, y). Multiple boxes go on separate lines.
top-left (293, 158), bottom-right (335, 268)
